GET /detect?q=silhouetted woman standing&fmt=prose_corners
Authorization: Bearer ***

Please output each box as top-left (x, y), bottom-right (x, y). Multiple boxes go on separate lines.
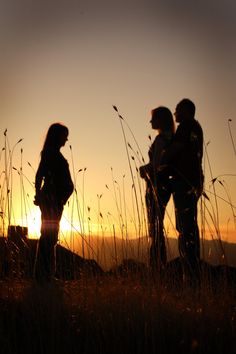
top-left (140, 107), bottom-right (175, 272)
top-left (34, 123), bottom-right (74, 282)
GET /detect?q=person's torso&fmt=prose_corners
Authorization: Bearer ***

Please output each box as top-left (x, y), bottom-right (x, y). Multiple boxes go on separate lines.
top-left (171, 119), bottom-right (203, 187)
top-left (148, 132), bottom-right (173, 186)
top-left (41, 150), bottom-right (74, 201)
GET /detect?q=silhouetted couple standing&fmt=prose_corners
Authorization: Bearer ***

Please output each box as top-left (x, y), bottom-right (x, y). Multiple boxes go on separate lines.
top-left (140, 99), bottom-right (204, 283)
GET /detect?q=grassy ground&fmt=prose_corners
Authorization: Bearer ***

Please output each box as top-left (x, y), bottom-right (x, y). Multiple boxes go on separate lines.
top-left (0, 272), bottom-right (236, 354)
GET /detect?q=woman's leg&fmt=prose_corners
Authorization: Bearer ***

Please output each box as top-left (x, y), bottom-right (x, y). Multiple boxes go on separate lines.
top-left (149, 187), bottom-right (171, 271)
top-left (35, 203), bottom-right (63, 281)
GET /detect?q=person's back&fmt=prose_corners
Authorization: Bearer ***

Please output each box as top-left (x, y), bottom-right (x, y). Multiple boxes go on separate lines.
top-left (171, 116), bottom-right (203, 190)
top-left (38, 148), bottom-right (74, 205)
top-left (148, 131), bottom-right (173, 187)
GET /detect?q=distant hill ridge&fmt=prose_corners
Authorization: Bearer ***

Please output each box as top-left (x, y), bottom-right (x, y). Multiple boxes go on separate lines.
top-left (0, 226), bottom-right (235, 279)
top-left (67, 234), bottom-right (236, 270)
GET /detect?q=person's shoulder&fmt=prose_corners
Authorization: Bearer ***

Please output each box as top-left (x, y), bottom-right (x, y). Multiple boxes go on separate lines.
top-left (58, 152), bottom-right (69, 166)
top-left (42, 148), bottom-right (62, 164)
top-left (153, 134), bottom-right (168, 146)
top-left (195, 119), bottom-right (203, 128)
top-left (179, 118), bottom-right (202, 129)
top-left (192, 119), bottom-right (203, 134)
top-left (175, 119), bottom-right (196, 141)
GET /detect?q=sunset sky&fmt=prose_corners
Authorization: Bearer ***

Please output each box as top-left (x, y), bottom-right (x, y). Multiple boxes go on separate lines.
top-left (0, 0), bottom-right (235, 245)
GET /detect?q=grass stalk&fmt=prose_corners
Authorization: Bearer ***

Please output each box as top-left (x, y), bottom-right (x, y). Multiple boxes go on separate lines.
top-left (228, 119), bottom-right (236, 156)
top-left (113, 105), bottom-right (141, 236)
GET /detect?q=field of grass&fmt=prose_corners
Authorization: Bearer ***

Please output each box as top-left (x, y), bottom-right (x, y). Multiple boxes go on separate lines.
top-left (0, 111), bottom-right (235, 353)
top-left (0, 268), bottom-right (236, 354)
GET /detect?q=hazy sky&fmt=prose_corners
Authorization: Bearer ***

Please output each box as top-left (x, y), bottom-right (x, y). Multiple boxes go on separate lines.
top-left (0, 0), bottom-right (235, 242)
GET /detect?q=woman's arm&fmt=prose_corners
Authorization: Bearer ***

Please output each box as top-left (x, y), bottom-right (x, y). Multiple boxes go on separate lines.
top-left (34, 159), bottom-right (44, 205)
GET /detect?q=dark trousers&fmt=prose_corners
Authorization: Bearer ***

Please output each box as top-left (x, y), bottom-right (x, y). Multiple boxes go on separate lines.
top-left (35, 202), bottom-right (63, 281)
top-left (146, 183), bottom-right (171, 271)
top-left (172, 180), bottom-right (200, 279)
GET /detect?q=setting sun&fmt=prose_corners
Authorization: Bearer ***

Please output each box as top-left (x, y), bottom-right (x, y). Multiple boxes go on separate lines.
top-left (0, 2), bottom-right (235, 353)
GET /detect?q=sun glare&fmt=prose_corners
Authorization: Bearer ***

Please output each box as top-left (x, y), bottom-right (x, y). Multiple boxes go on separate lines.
top-left (26, 211), bottom-right (83, 239)
top-left (26, 209), bottom-right (41, 238)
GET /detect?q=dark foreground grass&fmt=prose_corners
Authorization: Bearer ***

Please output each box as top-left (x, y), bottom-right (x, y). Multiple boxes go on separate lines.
top-left (0, 275), bottom-right (236, 354)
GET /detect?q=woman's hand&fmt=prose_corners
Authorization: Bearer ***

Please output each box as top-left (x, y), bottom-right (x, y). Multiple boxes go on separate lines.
top-left (139, 165), bottom-right (150, 179)
top-left (33, 193), bottom-right (41, 206)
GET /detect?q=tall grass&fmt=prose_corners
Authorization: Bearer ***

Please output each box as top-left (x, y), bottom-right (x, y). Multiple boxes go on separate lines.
top-left (0, 118), bottom-right (236, 354)
top-left (0, 274), bottom-right (236, 354)
top-left (0, 115), bottom-right (236, 271)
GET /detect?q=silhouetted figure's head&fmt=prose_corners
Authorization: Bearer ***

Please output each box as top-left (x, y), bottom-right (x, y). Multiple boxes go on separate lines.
top-left (150, 106), bottom-right (175, 134)
top-left (174, 98), bottom-right (195, 123)
top-left (42, 123), bottom-right (69, 152)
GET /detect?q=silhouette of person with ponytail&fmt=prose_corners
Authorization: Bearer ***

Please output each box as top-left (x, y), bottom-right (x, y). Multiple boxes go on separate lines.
top-left (34, 123), bottom-right (74, 282)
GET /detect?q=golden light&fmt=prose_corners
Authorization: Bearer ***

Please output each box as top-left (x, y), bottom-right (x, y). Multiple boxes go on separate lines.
top-left (25, 208), bottom-right (41, 239)
top-left (26, 210), bottom-right (83, 239)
